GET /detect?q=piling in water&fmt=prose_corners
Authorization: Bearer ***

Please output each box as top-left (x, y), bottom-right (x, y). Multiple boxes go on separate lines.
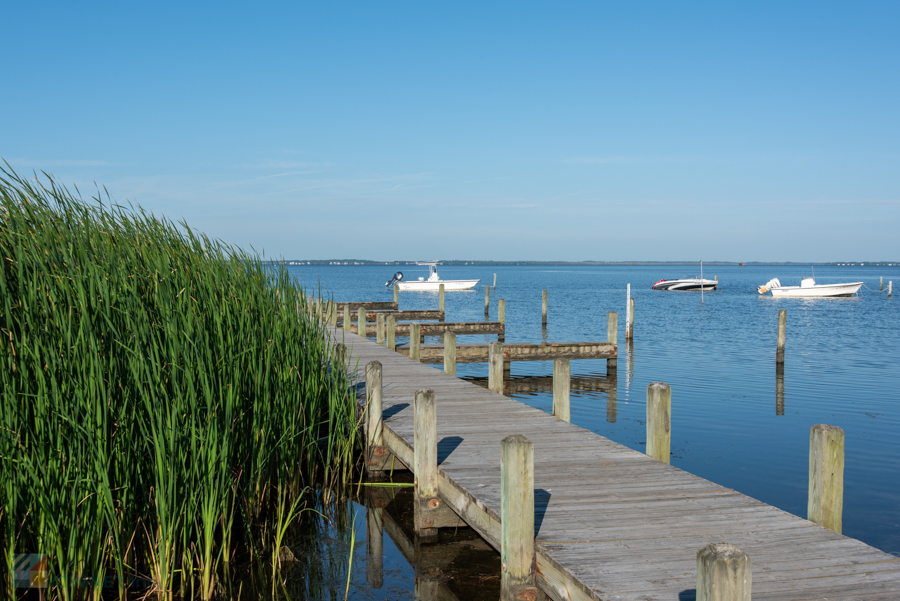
top-left (777, 309), bottom-right (786, 364)
top-left (444, 332), bottom-right (457, 376)
top-left (542, 290), bottom-right (548, 325)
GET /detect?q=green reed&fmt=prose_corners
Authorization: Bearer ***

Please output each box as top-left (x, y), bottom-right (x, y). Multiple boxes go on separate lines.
top-left (0, 165), bottom-right (361, 600)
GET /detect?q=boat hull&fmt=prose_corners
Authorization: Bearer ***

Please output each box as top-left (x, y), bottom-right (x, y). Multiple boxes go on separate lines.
top-left (769, 282), bottom-right (863, 298)
top-left (652, 279), bottom-right (718, 291)
top-left (397, 279), bottom-right (480, 291)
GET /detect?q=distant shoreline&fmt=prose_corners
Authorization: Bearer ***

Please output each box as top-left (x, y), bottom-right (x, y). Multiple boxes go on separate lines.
top-left (270, 260), bottom-right (898, 267)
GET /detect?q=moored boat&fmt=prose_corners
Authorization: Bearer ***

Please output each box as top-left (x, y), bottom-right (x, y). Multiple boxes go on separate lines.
top-left (386, 262), bottom-right (479, 291)
top-left (757, 277), bottom-right (862, 297)
top-left (652, 276), bottom-right (718, 291)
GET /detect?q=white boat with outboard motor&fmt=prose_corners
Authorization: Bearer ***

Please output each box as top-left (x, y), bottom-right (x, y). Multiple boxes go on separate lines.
top-left (757, 277), bottom-right (862, 298)
top-left (651, 276), bottom-right (718, 291)
top-left (385, 262), bottom-right (480, 291)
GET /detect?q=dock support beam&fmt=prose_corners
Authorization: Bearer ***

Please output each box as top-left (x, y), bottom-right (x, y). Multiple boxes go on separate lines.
top-left (439, 284), bottom-right (445, 313)
top-left (542, 290), bottom-right (548, 325)
top-left (444, 332), bottom-right (457, 377)
top-left (376, 313), bottom-right (385, 345)
top-left (414, 389), bottom-right (439, 540)
top-left (498, 299), bottom-right (505, 325)
top-left (387, 316), bottom-right (396, 351)
top-left (485, 286), bottom-right (490, 316)
top-left (608, 311), bottom-right (618, 369)
top-left (365, 361), bottom-right (389, 476)
top-left (357, 307), bottom-right (366, 337)
top-left (343, 304), bottom-right (351, 333)
top-left (501, 435), bottom-right (537, 601)
top-left (808, 424), bottom-right (844, 534)
top-left (552, 359), bottom-right (570, 422)
top-left (489, 341), bottom-right (504, 394)
top-left (410, 323), bottom-right (421, 361)
top-left (696, 543), bottom-right (752, 601)
top-left (777, 309), bottom-right (786, 364)
top-left (627, 297), bottom-right (635, 340)
top-left (647, 382), bottom-right (671, 464)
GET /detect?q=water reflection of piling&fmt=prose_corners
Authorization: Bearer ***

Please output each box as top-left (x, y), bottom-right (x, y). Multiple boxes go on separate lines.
top-left (776, 363), bottom-right (785, 416)
top-left (607, 384), bottom-right (617, 423)
top-left (366, 506), bottom-right (384, 588)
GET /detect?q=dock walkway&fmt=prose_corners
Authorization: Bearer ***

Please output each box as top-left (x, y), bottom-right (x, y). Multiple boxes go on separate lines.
top-left (330, 326), bottom-right (900, 600)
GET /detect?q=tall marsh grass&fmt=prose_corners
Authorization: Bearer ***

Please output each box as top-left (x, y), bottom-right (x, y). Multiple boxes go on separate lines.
top-left (0, 166), bottom-right (360, 600)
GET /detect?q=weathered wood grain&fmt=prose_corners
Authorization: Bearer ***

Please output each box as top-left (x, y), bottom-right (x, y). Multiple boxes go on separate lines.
top-left (395, 341), bottom-right (616, 363)
top-left (808, 424), bottom-right (844, 534)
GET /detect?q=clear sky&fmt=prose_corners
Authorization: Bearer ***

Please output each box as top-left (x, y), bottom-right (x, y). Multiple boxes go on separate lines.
top-left (3, 2), bottom-right (898, 262)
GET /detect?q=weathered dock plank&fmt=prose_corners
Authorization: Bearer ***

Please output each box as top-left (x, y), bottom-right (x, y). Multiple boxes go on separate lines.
top-left (394, 341), bottom-right (616, 363)
top-left (335, 301), bottom-right (398, 311)
top-left (337, 309), bottom-right (444, 322)
top-left (355, 320), bottom-right (504, 337)
top-left (327, 326), bottom-right (900, 601)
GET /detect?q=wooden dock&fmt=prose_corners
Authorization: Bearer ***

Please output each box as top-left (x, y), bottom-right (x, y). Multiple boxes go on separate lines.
top-left (337, 309), bottom-right (444, 323)
top-left (331, 325), bottom-right (900, 601)
top-left (395, 341), bottom-right (615, 364)
top-left (354, 320), bottom-right (504, 338)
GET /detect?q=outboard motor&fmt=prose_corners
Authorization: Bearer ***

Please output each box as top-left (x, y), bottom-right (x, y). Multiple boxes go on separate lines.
top-left (385, 271), bottom-right (404, 287)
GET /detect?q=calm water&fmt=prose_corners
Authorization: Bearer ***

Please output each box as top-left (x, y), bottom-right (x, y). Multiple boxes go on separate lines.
top-left (288, 263), bottom-right (900, 598)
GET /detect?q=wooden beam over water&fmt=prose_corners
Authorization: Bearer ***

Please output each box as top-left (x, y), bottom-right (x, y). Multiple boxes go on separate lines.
top-left (396, 341), bottom-right (616, 363)
top-left (356, 320), bottom-right (504, 337)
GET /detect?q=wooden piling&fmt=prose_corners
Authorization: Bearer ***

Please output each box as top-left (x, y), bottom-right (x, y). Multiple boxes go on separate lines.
top-left (365, 361), bottom-right (384, 476)
top-left (808, 424), bottom-right (844, 534)
top-left (357, 307), bottom-right (366, 337)
top-left (394, 284), bottom-right (399, 304)
top-left (315, 297), bottom-right (323, 319)
top-left (484, 286), bottom-right (490, 316)
top-left (500, 434), bottom-right (536, 601)
top-left (306, 294), bottom-right (313, 314)
top-left (552, 358), bottom-right (570, 422)
top-left (646, 382), bottom-right (671, 464)
top-left (542, 290), bottom-right (548, 325)
top-left (881, 276), bottom-right (883, 291)
top-left (777, 309), bottom-right (786, 364)
top-left (439, 284), bottom-right (445, 313)
top-left (444, 332), bottom-right (457, 377)
top-left (627, 297), bottom-right (635, 340)
top-left (696, 543), bottom-right (752, 601)
top-left (890, 281), bottom-right (893, 297)
top-left (410, 323), bottom-right (421, 362)
top-left (329, 302), bottom-right (338, 327)
top-left (386, 315), bottom-right (396, 351)
top-left (493, 273), bottom-right (497, 290)
top-left (498, 299), bottom-right (505, 325)
top-left (343, 304), bottom-right (351, 333)
top-left (414, 389), bottom-right (439, 540)
top-left (608, 311), bottom-right (618, 346)
top-left (489, 341), bottom-right (504, 394)
top-left (376, 313), bottom-right (385, 345)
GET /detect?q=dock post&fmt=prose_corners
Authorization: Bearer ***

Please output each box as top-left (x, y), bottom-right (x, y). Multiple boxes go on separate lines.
top-left (376, 313), bottom-right (385, 345)
top-left (696, 543), bottom-right (752, 601)
top-left (646, 382), bottom-right (671, 464)
top-left (386, 316), bottom-right (396, 351)
top-left (625, 283), bottom-right (631, 339)
top-left (627, 297), bottom-right (635, 340)
top-left (343, 304), bottom-right (351, 333)
top-left (890, 281), bottom-right (893, 297)
top-left (329, 302), bottom-right (338, 327)
top-left (365, 361), bottom-right (384, 477)
top-left (493, 273), bottom-right (497, 290)
top-left (552, 358), bottom-right (570, 422)
top-left (334, 344), bottom-right (347, 381)
top-left (306, 294), bottom-right (313, 314)
top-left (808, 424), bottom-right (844, 534)
top-left (484, 286), bottom-right (490, 317)
top-left (498, 299), bottom-right (505, 325)
top-left (410, 323), bottom-right (421, 362)
top-left (394, 284), bottom-right (399, 304)
top-left (413, 389), bottom-right (439, 541)
top-left (489, 341), bottom-right (504, 394)
top-left (501, 435), bottom-right (537, 601)
top-left (366, 505), bottom-right (384, 588)
top-left (444, 332), bottom-right (457, 377)
top-left (776, 309), bottom-right (786, 364)
top-left (315, 297), bottom-right (322, 319)
top-left (608, 311), bottom-right (618, 369)
top-left (439, 284), bottom-right (445, 313)
top-left (542, 290), bottom-right (548, 325)
top-left (357, 307), bottom-right (366, 337)
top-left (881, 276), bottom-right (883, 291)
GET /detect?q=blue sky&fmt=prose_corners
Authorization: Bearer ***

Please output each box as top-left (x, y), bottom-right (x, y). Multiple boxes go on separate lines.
top-left (3, 2), bottom-right (898, 261)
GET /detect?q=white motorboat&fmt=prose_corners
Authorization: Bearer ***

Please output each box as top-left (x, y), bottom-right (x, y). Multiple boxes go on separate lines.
top-left (386, 262), bottom-right (479, 291)
top-left (652, 276), bottom-right (718, 291)
top-left (757, 277), bottom-right (862, 298)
